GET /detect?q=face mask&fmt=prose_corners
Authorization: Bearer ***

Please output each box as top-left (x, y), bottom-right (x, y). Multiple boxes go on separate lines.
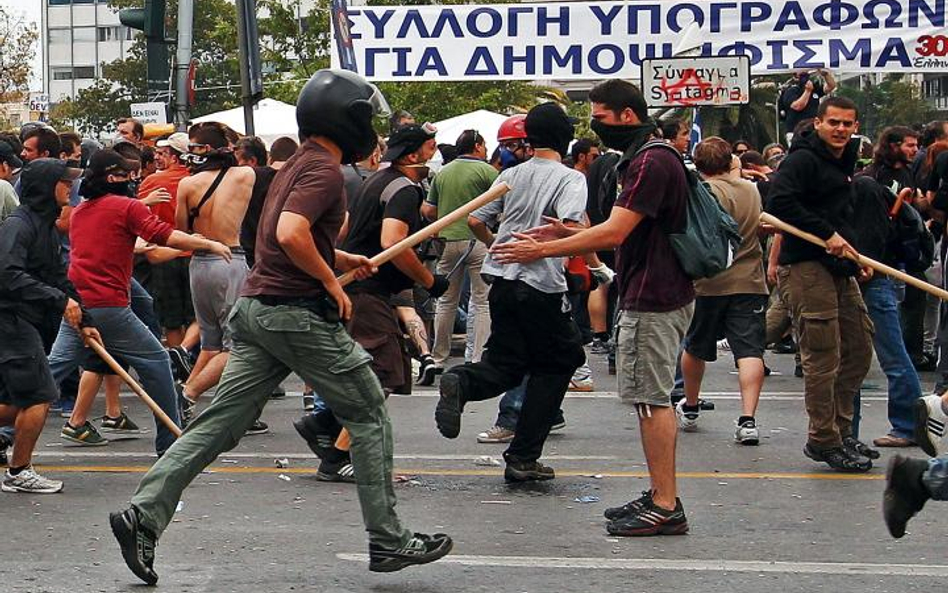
top-left (499, 148), bottom-right (523, 169)
top-left (590, 119), bottom-right (657, 153)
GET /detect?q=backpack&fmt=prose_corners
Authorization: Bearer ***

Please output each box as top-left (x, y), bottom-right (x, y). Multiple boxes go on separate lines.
top-left (893, 200), bottom-right (935, 274)
top-left (634, 140), bottom-right (743, 279)
top-left (777, 84), bottom-right (797, 122)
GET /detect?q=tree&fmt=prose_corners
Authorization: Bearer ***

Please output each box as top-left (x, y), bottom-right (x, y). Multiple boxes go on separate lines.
top-left (0, 5), bottom-right (38, 104)
top-left (838, 75), bottom-right (936, 140)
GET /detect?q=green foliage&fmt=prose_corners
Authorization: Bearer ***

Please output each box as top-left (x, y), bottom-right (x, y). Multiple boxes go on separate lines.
top-left (838, 75), bottom-right (936, 141)
top-left (0, 5), bottom-right (38, 103)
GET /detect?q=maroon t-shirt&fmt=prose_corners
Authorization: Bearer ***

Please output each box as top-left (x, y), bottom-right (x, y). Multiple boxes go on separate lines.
top-left (242, 141), bottom-right (346, 298)
top-left (614, 147), bottom-right (695, 312)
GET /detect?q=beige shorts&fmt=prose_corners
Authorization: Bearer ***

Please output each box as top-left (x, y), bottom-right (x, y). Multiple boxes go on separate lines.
top-left (616, 304), bottom-right (694, 407)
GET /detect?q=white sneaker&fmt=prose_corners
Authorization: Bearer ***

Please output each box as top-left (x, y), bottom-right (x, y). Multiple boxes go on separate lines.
top-left (568, 378), bottom-right (594, 392)
top-left (716, 338), bottom-right (731, 351)
top-left (734, 419), bottom-right (760, 445)
top-left (675, 399), bottom-right (699, 432)
top-left (2, 466), bottom-right (63, 494)
top-left (915, 394), bottom-right (948, 457)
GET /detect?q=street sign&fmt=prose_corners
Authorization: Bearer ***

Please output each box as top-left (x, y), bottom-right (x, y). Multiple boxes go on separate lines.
top-left (641, 56), bottom-right (751, 108)
top-left (28, 93), bottom-right (49, 113)
top-left (130, 101), bottom-right (169, 125)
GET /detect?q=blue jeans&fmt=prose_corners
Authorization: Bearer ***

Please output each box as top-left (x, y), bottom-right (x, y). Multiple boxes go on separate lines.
top-left (47, 307), bottom-right (181, 454)
top-left (494, 376), bottom-right (566, 431)
top-left (925, 456), bottom-right (948, 500)
top-left (130, 277), bottom-right (161, 339)
top-left (862, 277), bottom-right (922, 440)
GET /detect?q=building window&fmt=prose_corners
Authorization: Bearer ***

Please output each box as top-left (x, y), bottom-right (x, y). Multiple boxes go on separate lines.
top-left (73, 66), bottom-right (96, 79)
top-left (49, 29), bottom-right (72, 44)
top-left (52, 67), bottom-right (74, 81)
top-left (48, 0), bottom-right (71, 5)
top-left (73, 0), bottom-right (95, 4)
top-left (98, 26), bottom-right (125, 42)
top-left (74, 27), bottom-right (96, 42)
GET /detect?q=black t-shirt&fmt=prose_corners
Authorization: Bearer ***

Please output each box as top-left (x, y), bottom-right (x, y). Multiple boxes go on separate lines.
top-left (342, 167), bottom-right (424, 295)
top-left (240, 165), bottom-right (277, 267)
top-left (784, 85), bottom-right (821, 134)
top-left (928, 151), bottom-right (948, 193)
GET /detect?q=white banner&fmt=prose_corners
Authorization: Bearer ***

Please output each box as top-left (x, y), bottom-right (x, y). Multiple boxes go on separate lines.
top-left (130, 102), bottom-right (168, 126)
top-left (332, 0), bottom-right (948, 81)
top-left (642, 56), bottom-right (751, 107)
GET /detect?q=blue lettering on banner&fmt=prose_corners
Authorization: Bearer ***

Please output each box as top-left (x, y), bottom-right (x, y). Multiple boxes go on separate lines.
top-left (908, 0), bottom-right (946, 27)
top-left (766, 40), bottom-right (790, 69)
top-left (431, 9), bottom-right (463, 37)
top-left (507, 6), bottom-right (533, 36)
top-left (667, 4), bottom-right (705, 32)
top-left (363, 47), bottom-right (386, 76)
top-left (543, 45), bottom-right (582, 74)
top-left (504, 46), bottom-right (537, 75)
top-left (364, 9), bottom-right (394, 38)
top-left (627, 5), bottom-right (661, 35)
top-left (417, 48), bottom-right (447, 75)
top-left (828, 38), bottom-right (873, 67)
top-left (629, 43), bottom-right (674, 66)
top-left (775, 2), bottom-right (810, 31)
top-left (877, 37), bottom-right (912, 66)
top-left (589, 44), bottom-right (624, 74)
top-left (740, 2), bottom-right (772, 32)
top-left (397, 10), bottom-right (429, 38)
top-left (792, 39), bottom-right (823, 67)
top-left (709, 2), bottom-right (739, 33)
top-left (590, 5), bottom-right (622, 35)
top-left (537, 6), bottom-right (570, 36)
top-left (466, 47), bottom-right (499, 76)
top-left (347, 9), bottom-right (362, 39)
top-left (812, 1), bottom-right (859, 31)
top-left (467, 8), bottom-right (502, 38)
top-left (862, 0), bottom-right (903, 29)
top-left (393, 47), bottom-right (411, 76)
top-left (718, 41), bottom-right (763, 65)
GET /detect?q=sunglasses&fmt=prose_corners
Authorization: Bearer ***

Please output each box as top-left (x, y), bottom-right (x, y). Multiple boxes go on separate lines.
top-left (187, 143), bottom-right (212, 154)
top-left (420, 121), bottom-right (438, 135)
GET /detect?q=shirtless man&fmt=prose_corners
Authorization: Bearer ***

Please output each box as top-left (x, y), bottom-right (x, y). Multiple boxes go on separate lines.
top-left (174, 122), bottom-right (259, 430)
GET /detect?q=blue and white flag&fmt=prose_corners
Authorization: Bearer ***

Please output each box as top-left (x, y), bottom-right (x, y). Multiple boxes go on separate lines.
top-left (689, 109), bottom-right (702, 152)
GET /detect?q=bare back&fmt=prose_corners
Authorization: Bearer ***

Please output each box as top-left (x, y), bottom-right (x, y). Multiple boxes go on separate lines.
top-left (177, 166), bottom-right (255, 246)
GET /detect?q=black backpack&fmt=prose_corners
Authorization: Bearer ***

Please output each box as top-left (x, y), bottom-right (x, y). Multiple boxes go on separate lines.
top-left (893, 200), bottom-right (935, 273)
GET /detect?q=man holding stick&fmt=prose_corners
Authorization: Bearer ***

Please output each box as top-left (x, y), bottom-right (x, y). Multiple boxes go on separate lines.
top-left (766, 96), bottom-right (877, 472)
top-left (110, 70), bottom-right (452, 586)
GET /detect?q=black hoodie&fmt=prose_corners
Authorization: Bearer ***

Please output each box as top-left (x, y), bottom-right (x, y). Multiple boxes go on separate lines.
top-left (766, 128), bottom-right (861, 275)
top-left (0, 158), bottom-right (84, 349)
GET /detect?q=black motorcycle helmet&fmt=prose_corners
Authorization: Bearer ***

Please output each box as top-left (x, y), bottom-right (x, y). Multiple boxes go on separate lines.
top-left (296, 69), bottom-right (390, 165)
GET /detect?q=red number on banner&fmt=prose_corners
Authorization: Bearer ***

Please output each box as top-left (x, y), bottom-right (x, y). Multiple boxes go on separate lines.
top-left (917, 35), bottom-right (948, 57)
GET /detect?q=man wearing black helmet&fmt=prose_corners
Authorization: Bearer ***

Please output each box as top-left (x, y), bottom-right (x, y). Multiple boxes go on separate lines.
top-left (109, 70), bottom-right (452, 586)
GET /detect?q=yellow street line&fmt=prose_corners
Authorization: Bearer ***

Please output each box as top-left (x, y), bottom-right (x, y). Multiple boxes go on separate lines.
top-left (33, 465), bottom-right (884, 481)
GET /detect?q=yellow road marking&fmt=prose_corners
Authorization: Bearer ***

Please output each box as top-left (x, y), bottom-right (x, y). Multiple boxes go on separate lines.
top-left (33, 465), bottom-right (884, 480)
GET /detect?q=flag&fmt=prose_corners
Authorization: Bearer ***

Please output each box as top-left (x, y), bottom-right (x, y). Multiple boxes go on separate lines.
top-left (331, 0), bottom-right (359, 72)
top-left (689, 108), bottom-right (702, 153)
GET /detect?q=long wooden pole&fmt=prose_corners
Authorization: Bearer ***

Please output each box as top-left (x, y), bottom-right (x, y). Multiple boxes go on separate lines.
top-left (85, 338), bottom-right (183, 438)
top-left (338, 182), bottom-right (511, 287)
top-left (760, 212), bottom-right (948, 301)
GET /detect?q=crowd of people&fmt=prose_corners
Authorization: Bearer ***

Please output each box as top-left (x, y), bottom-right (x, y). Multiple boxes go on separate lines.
top-left (2, 67), bottom-right (948, 583)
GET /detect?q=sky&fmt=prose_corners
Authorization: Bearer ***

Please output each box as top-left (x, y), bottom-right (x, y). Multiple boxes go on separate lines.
top-left (2, 0), bottom-right (44, 92)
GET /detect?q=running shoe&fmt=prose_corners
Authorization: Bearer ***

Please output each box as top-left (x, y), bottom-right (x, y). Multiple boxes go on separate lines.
top-left (61, 421), bottom-right (109, 446)
top-left (477, 425), bottom-right (515, 443)
top-left (604, 491), bottom-right (654, 521)
top-left (606, 498), bottom-right (689, 536)
top-left (316, 459), bottom-right (356, 483)
top-left (302, 390), bottom-right (316, 412)
top-left (915, 394), bottom-right (948, 457)
top-left (245, 419), bottom-right (269, 435)
top-left (843, 436), bottom-right (880, 460)
top-left (550, 414), bottom-right (567, 432)
top-left (176, 382), bottom-right (194, 428)
top-left (110, 506), bottom-right (159, 585)
top-left (368, 532), bottom-right (453, 572)
top-left (568, 377), bottom-right (594, 392)
top-left (0, 434), bottom-right (10, 467)
top-left (100, 413), bottom-right (142, 434)
top-left (804, 443), bottom-right (871, 472)
top-left (504, 460), bottom-right (555, 483)
top-left (883, 454), bottom-right (930, 539)
top-left (734, 419), bottom-right (760, 445)
top-left (2, 466), bottom-right (63, 494)
top-left (167, 346), bottom-right (193, 383)
top-left (590, 338), bottom-right (610, 355)
top-left (675, 399), bottom-right (699, 432)
top-left (417, 355), bottom-right (441, 386)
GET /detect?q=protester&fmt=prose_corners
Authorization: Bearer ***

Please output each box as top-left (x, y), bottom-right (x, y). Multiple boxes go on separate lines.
top-left (116, 117), bottom-right (144, 148)
top-left (20, 126), bottom-right (61, 165)
top-left (0, 140), bottom-right (22, 221)
top-left (782, 69), bottom-right (837, 144)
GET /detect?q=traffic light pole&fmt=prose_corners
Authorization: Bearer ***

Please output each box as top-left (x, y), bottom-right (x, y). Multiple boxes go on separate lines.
top-left (174, 0), bottom-right (194, 130)
top-left (236, 0), bottom-right (263, 137)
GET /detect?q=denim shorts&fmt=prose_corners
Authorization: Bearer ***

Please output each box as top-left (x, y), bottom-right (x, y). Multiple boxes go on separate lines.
top-left (616, 304), bottom-right (694, 407)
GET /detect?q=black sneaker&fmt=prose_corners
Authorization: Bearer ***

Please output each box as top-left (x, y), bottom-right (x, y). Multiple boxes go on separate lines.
top-left (167, 346), bottom-right (193, 383)
top-left (245, 419), bottom-right (269, 435)
top-left (435, 372), bottom-right (464, 439)
top-left (804, 443), bottom-right (872, 472)
top-left (269, 385), bottom-right (287, 400)
top-left (843, 435), bottom-right (880, 460)
top-left (883, 455), bottom-right (931, 539)
top-left (110, 506), bottom-right (159, 585)
top-left (368, 532), bottom-right (453, 572)
top-left (417, 355), bottom-right (441, 386)
top-left (604, 490), bottom-right (653, 521)
top-left (606, 498), bottom-right (689, 536)
top-left (175, 382), bottom-right (194, 428)
top-left (0, 434), bottom-right (12, 466)
top-left (293, 411), bottom-right (341, 459)
top-left (504, 460), bottom-right (555, 483)
top-left (316, 458), bottom-right (356, 483)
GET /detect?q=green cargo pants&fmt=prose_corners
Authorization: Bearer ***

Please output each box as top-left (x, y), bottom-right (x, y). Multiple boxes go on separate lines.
top-left (130, 297), bottom-right (412, 548)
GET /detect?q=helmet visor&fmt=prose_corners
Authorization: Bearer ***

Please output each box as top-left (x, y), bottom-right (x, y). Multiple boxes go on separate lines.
top-left (368, 84), bottom-right (391, 118)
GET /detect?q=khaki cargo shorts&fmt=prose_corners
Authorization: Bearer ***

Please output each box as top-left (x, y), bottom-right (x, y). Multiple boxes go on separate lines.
top-left (616, 303), bottom-right (694, 407)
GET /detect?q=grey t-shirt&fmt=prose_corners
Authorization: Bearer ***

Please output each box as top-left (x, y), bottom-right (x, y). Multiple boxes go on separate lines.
top-left (473, 157), bottom-right (587, 294)
top-left (0, 180), bottom-right (19, 222)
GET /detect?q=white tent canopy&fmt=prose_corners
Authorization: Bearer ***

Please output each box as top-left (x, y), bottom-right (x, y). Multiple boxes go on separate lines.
top-left (432, 109), bottom-right (508, 164)
top-left (190, 98), bottom-right (298, 148)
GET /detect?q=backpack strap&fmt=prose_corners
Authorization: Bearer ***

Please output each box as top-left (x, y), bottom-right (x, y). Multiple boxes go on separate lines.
top-left (187, 167), bottom-right (229, 231)
top-left (379, 176), bottom-right (420, 206)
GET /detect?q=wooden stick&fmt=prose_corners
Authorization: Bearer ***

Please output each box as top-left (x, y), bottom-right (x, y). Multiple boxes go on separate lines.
top-left (760, 212), bottom-right (948, 301)
top-left (338, 182), bottom-right (511, 287)
top-left (85, 338), bottom-right (183, 438)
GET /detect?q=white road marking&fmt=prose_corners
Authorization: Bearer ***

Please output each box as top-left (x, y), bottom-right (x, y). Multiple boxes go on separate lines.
top-left (335, 553), bottom-right (948, 576)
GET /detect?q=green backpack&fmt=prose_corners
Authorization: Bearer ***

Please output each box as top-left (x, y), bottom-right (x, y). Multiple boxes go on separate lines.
top-left (635, 140), bottom-right (742, 279)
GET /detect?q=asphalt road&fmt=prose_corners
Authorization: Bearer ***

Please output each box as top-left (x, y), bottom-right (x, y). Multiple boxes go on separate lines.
top-left (1, 347), bottom-right (943, 593)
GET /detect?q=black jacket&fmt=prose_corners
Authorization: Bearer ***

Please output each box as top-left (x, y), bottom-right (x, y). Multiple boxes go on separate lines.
top-left (766, 128), bottom-right (861, 275)
top-left (850, 176), bottom-right (898, 265)
top-left (0, 159), bottom-right (83, 349)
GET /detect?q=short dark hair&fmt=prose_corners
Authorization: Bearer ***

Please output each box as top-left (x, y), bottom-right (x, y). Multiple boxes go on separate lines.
top-left (0, 132), bottom-right (21, 156)
top-left (693, 137), bottom-right (734, 176)
top-left (588, 79), bottom-right (649, 122)
top-left (188, 121), bottom-right (230, 149)
top-left (739, 150), bottom-right (767, 168)
top-left (59, 131), bottom-right (82, 157)
top-left (732, 139), bottom-right (754, 152)
top-left (23, 127), bottom-right (62, 157)
top-left (659, 118), bottom-right (686, 141)
top-left (817, 95), bottom-right (859, 119)
top-left (116, 117), bottom-right (144, 140)
top-left (141, 145), bottom-right (155, 167)
top-left (793, 117), bottom-right (816, 136)
top-left (235, 136), bottom-right (268, 166)
top-left (570, 138), bottom-right (598, 161)
top-left (455, 129), bottom-right (485, 156)
top-left (269, 136), bottom-right (299, 162)
top-left (921, 120), bottom-right (948, 148)
top-left (438, 143), bottom-right (458, 164)
top-left (113, 141), bottom-right (142, 169)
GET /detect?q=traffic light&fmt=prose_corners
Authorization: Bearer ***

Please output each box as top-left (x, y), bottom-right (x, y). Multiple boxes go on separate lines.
top-left (119, 0), bottom-right (170, 100)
